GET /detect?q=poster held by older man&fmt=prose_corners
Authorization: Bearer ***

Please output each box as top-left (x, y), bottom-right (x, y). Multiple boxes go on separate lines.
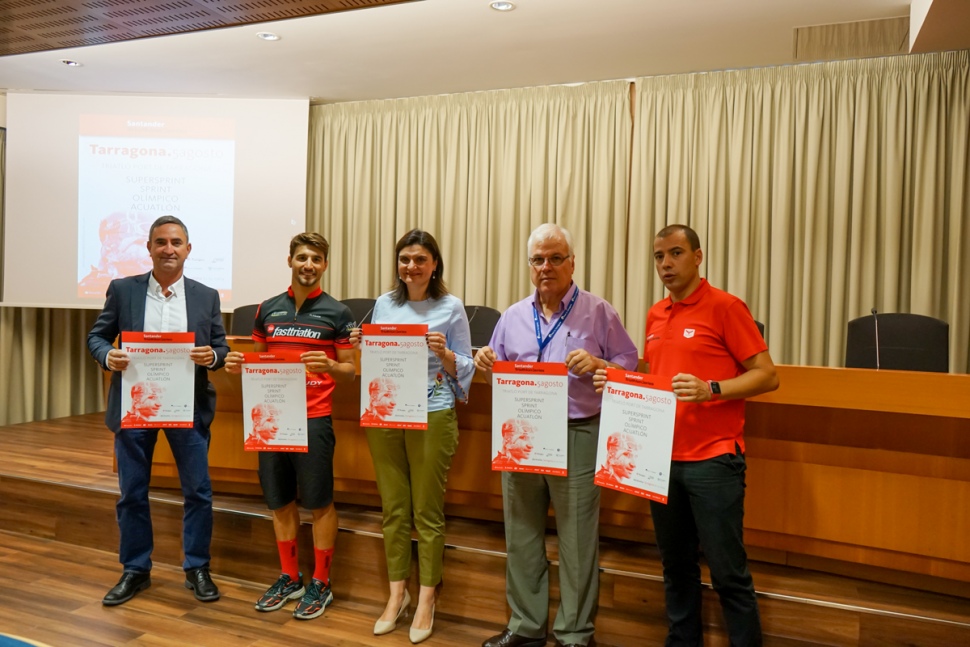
top-left (120, 331), bottom-right (195, 428)
top-left (596, 368), bottom-right (676, 503)
top-left (360, 323), bottom-right (429, 429)
top-left (491, 360), bottom-right (569, 476)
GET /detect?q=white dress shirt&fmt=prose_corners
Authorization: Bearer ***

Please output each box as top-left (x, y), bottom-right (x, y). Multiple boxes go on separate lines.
top-left (144, 273), bottom-right (188, 333)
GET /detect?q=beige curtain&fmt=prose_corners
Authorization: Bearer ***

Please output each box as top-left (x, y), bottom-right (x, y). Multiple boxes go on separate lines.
top-left (307, 81), bottom-right (633, 317)
top-left (629, 51), bottom-right (970, 372)
top-left (0, 308), bottom-right (105, 425)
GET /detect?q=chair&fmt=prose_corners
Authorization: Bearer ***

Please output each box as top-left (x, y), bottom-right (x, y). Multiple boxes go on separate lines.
top-left (341, 298), bottom-right (377, 326)
top-left (465, 305), bottom-right (502, 349)
top-left (845, 313), bottom-right (949, 373)
top-left (230, 304), bottom-right (259, 336)
top-left (754, 320), bottom-right (765, 338)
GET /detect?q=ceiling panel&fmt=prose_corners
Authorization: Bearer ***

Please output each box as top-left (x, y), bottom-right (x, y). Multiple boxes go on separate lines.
top-left (0, 0), bottom-right (418, 57)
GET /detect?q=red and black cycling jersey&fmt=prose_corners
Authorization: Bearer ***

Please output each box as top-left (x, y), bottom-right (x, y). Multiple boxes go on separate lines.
top-left (253, 286), bottom-right (354, 418)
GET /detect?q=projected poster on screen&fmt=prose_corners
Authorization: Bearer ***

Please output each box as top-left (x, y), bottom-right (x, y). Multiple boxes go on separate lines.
top-left (2, 92), bottom-right (308, 310)
top-left (77, 115), bottom-right (235, 299)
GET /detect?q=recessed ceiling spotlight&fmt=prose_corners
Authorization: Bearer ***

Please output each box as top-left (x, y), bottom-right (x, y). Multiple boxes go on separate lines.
top-left (60, 59), bottom-right (82, 67)
top-left (490, 1), bottom-right (516, 11)
top-left (256, 31), bottom-right (281, 41)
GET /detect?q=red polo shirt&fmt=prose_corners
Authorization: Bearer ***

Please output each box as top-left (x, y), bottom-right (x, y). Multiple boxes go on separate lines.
top-left (645, 279), bottom-right (766, 461)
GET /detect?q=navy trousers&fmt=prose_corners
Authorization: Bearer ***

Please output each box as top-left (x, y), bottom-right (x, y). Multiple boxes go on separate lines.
top-left (114, 421), bottom-right (213, 573)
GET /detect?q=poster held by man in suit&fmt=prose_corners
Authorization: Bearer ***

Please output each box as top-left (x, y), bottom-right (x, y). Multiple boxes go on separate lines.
top-left (120, 331), bottom-right (195, 428)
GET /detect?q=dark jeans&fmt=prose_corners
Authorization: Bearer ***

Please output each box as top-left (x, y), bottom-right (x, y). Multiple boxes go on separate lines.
top-left (650, 450), bottom-right (762, 647)
top-left (114, 421), bottom-right (213, 573)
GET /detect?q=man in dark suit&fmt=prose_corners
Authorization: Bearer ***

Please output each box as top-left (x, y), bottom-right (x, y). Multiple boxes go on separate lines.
top-left (88, 215), bottom-right (229, 606)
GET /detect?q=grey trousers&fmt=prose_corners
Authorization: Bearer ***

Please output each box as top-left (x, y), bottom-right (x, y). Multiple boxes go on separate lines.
top-left (502, 417), bottom-right (601, 646)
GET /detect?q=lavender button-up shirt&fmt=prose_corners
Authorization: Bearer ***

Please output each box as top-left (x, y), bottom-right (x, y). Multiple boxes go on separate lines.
top-left (489, 284), bottom-right (639, 420)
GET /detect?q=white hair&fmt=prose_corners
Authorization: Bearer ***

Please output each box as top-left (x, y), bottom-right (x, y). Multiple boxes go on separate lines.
top-left (527, 223), bottom-right (574, 256)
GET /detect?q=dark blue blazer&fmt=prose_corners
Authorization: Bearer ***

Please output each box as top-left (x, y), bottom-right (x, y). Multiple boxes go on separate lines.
top-left (87, 272), bottom-right (229, 433)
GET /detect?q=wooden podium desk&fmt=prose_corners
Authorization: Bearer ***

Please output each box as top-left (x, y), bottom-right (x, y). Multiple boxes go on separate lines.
top-left (149, 340), bottom-right (970, 584)
top-left (742, 366), bottom-right (970, 586)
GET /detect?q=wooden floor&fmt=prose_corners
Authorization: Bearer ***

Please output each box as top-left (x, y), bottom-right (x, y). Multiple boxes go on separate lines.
top-left (1, 414), bottom-right (969, 646)
top-left (0, 530), bottom-right (501, 647)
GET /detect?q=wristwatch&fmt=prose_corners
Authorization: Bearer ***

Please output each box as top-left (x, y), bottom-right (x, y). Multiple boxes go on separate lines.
top-left (707, 380), bottom-right (721, 402)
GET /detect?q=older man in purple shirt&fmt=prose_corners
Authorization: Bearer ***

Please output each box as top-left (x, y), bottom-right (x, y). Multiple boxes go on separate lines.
top-left (475, 223), bottom-right (638, 647)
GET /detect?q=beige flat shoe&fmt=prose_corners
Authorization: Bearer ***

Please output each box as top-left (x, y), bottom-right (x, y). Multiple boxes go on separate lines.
top-left (373, 589), bottom-right (411, 635)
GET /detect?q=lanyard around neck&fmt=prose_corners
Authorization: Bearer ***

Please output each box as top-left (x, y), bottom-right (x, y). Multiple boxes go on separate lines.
top-left (532, 285), bottom-right (579, 361)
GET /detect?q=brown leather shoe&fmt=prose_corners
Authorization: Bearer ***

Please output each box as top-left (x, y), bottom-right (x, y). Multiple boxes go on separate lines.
top-left (482, 628), bottom-right (547, 647)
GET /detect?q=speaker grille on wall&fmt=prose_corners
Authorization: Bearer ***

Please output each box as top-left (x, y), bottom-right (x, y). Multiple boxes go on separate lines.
top-left (793, 16), bottom-right (909, 63)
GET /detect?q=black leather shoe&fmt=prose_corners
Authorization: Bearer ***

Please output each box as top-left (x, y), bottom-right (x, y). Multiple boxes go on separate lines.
top-left (184, 566), bottom-right (220, 601)
top-left (482, 629), bottom-right (547, 647)
top-left (102, 571), bottom-right (151, 606)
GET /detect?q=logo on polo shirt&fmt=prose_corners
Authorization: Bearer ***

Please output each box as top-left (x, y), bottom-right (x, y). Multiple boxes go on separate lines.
top-left (683, 329), bottom-right (695, 338)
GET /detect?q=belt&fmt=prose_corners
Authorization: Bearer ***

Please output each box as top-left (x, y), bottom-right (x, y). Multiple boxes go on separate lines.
top-left (568, 413), bottom-right (600, 425)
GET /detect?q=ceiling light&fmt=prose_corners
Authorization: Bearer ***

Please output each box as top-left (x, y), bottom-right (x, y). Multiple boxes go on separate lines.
top-left (490, 1), bottom-right (516, 11)
top-left (256, 32), bottom-right (280, 41)
top-left (60, 59), bottom-right (82, 67)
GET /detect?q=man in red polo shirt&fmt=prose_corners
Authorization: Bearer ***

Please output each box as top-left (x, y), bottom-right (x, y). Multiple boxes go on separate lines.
top-left (639, 224), bottom-right (778, 646)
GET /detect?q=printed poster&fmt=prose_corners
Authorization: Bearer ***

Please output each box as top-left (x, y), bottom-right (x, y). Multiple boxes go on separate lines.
top-left (240, 352), bottom-right (308, 452)
top-left (120, 331), bottom-right (195, 428)
top-left (491, 361), bottom-right (569, 476)
top-left (360, 323), bottom-right (429, 429)
top-left (596, 369), bottom-right (676, 503)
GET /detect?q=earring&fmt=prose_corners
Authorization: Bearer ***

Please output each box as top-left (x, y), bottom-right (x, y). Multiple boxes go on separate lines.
top-left (432, 271), bottom-right (436, 280)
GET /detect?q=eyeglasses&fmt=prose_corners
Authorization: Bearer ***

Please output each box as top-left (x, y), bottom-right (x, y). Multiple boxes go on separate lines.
top-left (528, 254), bottom-right (571, 268)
